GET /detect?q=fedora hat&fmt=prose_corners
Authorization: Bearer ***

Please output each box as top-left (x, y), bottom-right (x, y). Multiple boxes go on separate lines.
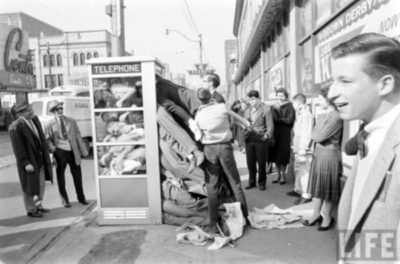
top-left (15, 101), bottom-right (31, 113)
top-left (48, 100), bottom-right (64, 113)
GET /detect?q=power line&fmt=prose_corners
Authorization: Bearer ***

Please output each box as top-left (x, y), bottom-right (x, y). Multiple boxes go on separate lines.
top-left (183, 0), bottom-right (199, 36)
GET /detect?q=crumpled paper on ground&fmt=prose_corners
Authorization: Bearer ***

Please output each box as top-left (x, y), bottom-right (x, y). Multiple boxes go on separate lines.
top-left (175, 202), bottom-right (245, 250)
top-left (248, 204), bottom-right (304, 230)
top-left (176, 222), bottom-right (213, 246)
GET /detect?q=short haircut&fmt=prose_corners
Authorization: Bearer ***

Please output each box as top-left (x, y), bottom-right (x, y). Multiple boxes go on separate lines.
top-left (247, 90), bottom-right (259, 98)
top-left (197, 88), bottom-right (212, 104)
top-left (276, 87), bottom-right (289, 99)
top-left (332, 33), bottom-right (400, 86)
top-left (319, 86), bottom-right (334, 106)
top-left (208, 73), bottom-right (220, 88)
top-left (293, 93), bottom-right (307, 104)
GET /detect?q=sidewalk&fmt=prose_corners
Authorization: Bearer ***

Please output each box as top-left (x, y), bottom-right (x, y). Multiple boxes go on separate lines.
top-left (0, 146), bottom-right (337, 263)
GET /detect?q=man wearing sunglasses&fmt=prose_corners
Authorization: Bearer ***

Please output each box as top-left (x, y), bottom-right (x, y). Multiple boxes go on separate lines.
top-left (44, 100), bottom-right (89, 208)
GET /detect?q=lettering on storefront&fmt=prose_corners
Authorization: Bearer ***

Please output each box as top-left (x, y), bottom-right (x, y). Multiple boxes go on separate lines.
top-left (317, 0), bottom-right (390, 44)
top-left (92, 63), bottom-right (141, 75)
top-left (379, 12), bottom-right (400, 35)
top-left (4, 28), bottom-right (33, 75)
top-left (75, 102), bottom-right (89, 108)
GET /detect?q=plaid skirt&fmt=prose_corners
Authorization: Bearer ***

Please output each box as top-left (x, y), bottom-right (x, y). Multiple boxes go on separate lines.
top-left (307, 145), bottom-right (342, 202)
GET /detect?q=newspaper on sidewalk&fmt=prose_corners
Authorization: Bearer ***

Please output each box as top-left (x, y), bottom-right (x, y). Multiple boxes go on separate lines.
top-left (248, 203), bottom-right (304, 230)
top-left (176, 202), bottom-right (245, 250)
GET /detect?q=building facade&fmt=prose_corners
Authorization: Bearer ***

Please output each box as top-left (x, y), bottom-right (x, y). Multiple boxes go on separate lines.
top-left (224, 39), bottom-right (237, 103)
top-left (232, 0), bottom-right (400, 175)
top-left (30, 30), bottom-right (112, 91)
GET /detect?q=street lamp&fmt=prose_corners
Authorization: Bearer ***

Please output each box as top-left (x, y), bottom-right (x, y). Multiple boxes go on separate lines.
top-left (165, 29), bottom-right (203, 78)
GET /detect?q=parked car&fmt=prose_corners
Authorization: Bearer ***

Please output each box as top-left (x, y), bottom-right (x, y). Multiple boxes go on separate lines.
top-left (30, 96), bottom-right (92, 151)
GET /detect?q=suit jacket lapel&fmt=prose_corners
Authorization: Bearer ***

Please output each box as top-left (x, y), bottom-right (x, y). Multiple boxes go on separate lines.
top-left (344, 115), bottom-right (400, 246)
top-left (251, 107), bottom-right (264, 127)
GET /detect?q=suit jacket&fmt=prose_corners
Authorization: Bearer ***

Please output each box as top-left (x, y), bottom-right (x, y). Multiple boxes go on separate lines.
top-left (9, 116), bottom-right (53, 196)
top-left (45, 115), bottom-right (86, 166)
top-left (244, 104), bottom-right (274, 143)
top-left (211, 91), bottom-right (225, 104)
top-left (338, 114), bottom-right (400, 262)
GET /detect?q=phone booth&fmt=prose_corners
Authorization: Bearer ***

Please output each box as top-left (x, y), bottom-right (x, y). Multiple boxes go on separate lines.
top-left (87, 56), bottom-right (164, 225)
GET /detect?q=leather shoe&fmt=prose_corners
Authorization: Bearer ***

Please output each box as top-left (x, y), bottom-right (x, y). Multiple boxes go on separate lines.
top-left (318, 218), bottom-right (335, 231)
top-left (280, 180), bottom-right (286, 185)
top-left (37, 207), bottom-right (50, 213)
top-left (79, 200), bottom-right (89, 205)
top-left (259, 185), bottom-right (266, 191)
top-left (27, 211), bottom-right (43, 218)
top-left (245, 185), bottom-right (255, 190)
top-left (63, 202), bottom-right (72, 208)
top-left (286, 190), bottom-right (301, 198)
top-left (294, 198), bottom-right (312, 205)
top-left (303, 215), bottom-right (322, 226)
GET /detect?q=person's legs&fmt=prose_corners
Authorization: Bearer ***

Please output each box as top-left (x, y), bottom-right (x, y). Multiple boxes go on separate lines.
top-left (300, 155), bottom-right (312, 199)
top-left (245, 141), bottom-right (257, 187)
top-left (308, 197), bottom-right (323, 222)
top-left (320, 200), bottom-right (334, 227)
top-left (219, 143), bottom-right (249, 218)
top-left (203, 144), bottom-right (221, 232)
top-left (67, 151), bottom-right (86, 202)
top-left (36, 166), bottom-right (46, 209)
top-left (253, 142), bottom-right (268, 187)
top-left (273, 163), bottom-right (281, 182)
top-left (54, 148), bottom-right (70, 204)
top-left (280, 164), bottom-right (287, 183)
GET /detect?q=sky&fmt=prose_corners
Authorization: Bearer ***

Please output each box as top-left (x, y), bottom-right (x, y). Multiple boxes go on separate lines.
top-left (0, 0), bottom-right (237, 85)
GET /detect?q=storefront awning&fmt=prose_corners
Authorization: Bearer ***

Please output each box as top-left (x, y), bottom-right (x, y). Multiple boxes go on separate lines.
top-left (233, 0), bottom-right (287, 84)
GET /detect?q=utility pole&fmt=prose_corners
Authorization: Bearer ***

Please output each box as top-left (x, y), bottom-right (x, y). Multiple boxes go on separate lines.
top-left (107, 0), bottom-right (125, 57)
top-left (199, 34), bottom-right (203, 78)
top-left (47, 42), bottom-right (54, 89)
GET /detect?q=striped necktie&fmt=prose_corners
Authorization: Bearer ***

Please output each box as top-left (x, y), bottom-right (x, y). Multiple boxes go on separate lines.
top-left (357, 124), bottom-right (369, 159)
top-left (60, 117), bottom-right (68, 139)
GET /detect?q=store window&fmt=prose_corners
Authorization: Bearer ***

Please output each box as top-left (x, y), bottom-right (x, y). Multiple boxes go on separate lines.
top-left (283, 11), bottom-right (290, 54)
top-left (272, 30), bottom-right (279, 64)
top-left (315, 0), bottom-right (332, 27)
top-left (45, 74), bottom-right (56, 88)
top-left (73, 53), bottom-right (79, 66)
top-left (43, 54), bottom-right (48, 67)
top-left (80, 53), bottom-right (86, 65)
top-left (94, 52), bottom-right (99, 58)
top-left (300, 0), bottom-right (312, 39)
top-left (50, 54), bottom-right (55, 67)
top-left (87, 53), bottom-right (92, 60)
top-left (58, 74), bottom-right (64, 86)
top-left (57, 54), bottom-right (62, 67)
top-left (285, 55), bottom-right (291, 92)
top-left (300, 40), bottom-right (313, 96)
top-left (263, 71), bottom-right (270, 99)
top-left (277, 22), bottom-right (284, 59)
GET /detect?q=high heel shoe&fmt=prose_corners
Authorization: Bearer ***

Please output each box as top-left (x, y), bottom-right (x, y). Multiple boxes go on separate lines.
top-left (302, 215), bottom-right (322, 226)
top-left (318, 218), bottom-right (335, 231)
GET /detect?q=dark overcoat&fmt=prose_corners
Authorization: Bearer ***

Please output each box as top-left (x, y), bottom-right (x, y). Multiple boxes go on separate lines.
top-left (9, 116), bottom-right (53, 196)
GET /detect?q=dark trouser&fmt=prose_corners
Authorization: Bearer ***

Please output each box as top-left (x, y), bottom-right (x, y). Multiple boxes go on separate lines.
top-left (54, 148), bottom-right (85, 204)
top-left (203, 143), bottom-right (248, 225)
top-left (245, 140), bottom-right (269, 187)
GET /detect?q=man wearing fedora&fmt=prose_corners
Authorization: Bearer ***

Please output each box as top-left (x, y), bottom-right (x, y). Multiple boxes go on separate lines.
top-left (9, 101), bottom-right (53, 218)
top-left (44, 100), bottom-right (89, 208)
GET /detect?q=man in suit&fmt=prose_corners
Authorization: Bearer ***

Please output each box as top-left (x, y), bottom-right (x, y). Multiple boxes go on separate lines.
top-left (9, 101), bottom-right (53, 217)
top-left (202, 73), bottom-right (226, 104)
top-left (329, 33), bottom-right (400, 262)
top-left (243, 90), bottom-right (274, 191)
top-left (44, 100), bottom-right (89, 208)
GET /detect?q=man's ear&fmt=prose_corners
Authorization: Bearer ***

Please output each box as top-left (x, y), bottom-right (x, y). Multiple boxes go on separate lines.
top-left (378, 74), bottom-right (395, 96)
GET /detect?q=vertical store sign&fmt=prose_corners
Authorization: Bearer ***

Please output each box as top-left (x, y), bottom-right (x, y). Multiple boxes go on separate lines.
top-left (314, 0), bottom-right (400, 89)
top-left (0, 25), bottom-right (34, 91)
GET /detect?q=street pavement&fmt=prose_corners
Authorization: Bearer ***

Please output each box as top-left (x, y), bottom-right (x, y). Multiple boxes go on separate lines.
top-left (0, 131), bottom-right (337, 264)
